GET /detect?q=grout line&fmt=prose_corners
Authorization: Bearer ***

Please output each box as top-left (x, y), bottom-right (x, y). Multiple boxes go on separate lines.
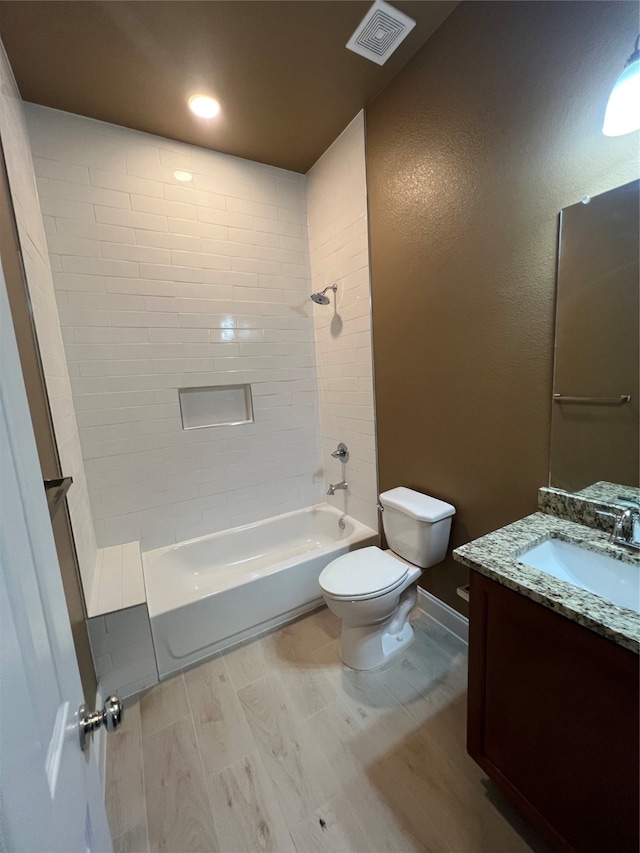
top-left (223, 640), bottom-right (270, 692)
top-left (305, 695), bottom-right (341, 723)
top-left (135, 701), bottom-right (151, 853)
top-left (218, 653), bottom-right (260, 760)
top-left (233, 670), bottom-right (270, 701)
top-left (252, 746), bottom-right (300, 852)
top-left (309, 635), bottom-right (340, 657)
top-left (181, 671), bottom-right (219, 831)
top-left (140, 711), bottom-right (192, 742)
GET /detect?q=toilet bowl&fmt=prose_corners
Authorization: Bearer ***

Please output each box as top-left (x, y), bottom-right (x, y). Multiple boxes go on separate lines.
top-left (319, 487), bottom-right (455, 670)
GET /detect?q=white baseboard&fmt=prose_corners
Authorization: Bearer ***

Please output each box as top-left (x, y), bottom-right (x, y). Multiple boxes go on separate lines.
top-left (416, 587), bottom-right (468, 645)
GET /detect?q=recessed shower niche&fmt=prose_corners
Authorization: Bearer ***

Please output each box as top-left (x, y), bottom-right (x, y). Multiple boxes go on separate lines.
top-left (178, 384), bottom-right (254, 430)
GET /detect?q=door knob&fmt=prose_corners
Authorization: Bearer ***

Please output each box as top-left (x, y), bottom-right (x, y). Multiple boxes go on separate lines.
top-left (78, 694), bottom-right (123, 751)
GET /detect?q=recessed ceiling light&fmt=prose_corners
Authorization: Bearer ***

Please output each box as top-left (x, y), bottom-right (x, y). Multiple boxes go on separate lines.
top-left (173, 170), bottom-right (194, 182)
top-left (188, 94), bottom-right (221, 119)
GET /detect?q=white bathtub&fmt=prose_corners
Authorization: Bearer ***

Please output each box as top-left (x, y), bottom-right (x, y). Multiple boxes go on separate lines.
top-left (143, 504), bottom-right (378, 678)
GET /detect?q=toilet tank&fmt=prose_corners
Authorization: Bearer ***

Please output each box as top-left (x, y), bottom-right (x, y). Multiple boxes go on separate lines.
top-left (379, 487), bottom-right (455, 568)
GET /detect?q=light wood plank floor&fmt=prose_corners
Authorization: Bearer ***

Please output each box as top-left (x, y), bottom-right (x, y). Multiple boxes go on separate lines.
top-left (106, 607), bottom-right (551, 853)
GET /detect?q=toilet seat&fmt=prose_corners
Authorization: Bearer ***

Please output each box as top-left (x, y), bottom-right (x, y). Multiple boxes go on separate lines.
top-left (319, 546), bottom-right (408, 600)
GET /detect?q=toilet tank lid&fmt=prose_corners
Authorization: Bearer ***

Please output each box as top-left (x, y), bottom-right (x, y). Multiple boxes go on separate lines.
top-left (379, 487), bottom-right (455, 522)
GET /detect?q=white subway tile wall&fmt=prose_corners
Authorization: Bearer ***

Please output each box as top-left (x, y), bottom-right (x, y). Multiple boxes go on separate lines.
top-left (87, 606), bottom-right (158, 699)
top-left (26, 105), bottom-right (324, 550)
top-left (306, 112), bottom-right (378, 530)
top-left (0, 47), bottom-right (98, 595)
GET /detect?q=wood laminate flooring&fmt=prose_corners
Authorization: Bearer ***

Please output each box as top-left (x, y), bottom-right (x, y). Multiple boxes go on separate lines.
top-left (106, 607), bottom-right (551, 853)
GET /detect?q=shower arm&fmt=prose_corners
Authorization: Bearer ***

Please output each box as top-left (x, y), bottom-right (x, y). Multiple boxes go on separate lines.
top-left (316, 284), bottom-right (337, 298)
top-left (310, 282), bottom-right (338, 305)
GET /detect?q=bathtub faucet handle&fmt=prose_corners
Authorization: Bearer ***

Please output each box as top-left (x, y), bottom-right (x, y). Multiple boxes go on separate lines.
top-left (330, 443), bottom-right (349, 463)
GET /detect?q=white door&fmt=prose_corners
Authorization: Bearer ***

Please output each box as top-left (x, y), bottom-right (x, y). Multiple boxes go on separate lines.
top-left (0, 265), bottom-right (112, 852)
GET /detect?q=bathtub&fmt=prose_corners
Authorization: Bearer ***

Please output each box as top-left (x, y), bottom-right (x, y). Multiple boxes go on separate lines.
top-left (142, 503), bottom-right (378, 678)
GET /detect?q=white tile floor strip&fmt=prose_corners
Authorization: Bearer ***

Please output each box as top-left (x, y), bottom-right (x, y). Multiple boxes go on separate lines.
top-left (106, 607), bottom-right (552, 853)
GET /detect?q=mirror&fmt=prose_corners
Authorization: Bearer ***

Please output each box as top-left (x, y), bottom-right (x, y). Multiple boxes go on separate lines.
top-left (549, 179), bottom-right (639, 493)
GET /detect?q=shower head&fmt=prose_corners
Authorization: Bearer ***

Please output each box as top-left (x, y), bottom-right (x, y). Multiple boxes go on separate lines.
top-left (310, 283), bottom-right (337, 305)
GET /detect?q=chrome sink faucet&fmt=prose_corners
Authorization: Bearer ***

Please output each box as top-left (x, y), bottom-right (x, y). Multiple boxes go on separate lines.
top-left (610, 506), bottom-right (640, 551)
top-left (327, 481), bottom-right (348, 496)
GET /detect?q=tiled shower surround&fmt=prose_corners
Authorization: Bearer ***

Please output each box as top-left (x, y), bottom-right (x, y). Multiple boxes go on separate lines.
top-left (307, 114), bottom-right (378, 531)
top-left (25, 105), bottom-right (377, 552)
top-left (27, 106), bottom-right (321, 549)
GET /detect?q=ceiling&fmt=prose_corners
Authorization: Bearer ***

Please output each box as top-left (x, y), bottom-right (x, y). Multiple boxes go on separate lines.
top-left (0, 1), bottom-right (458, 173)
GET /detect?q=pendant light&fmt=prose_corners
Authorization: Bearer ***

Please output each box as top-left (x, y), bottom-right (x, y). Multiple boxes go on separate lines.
top-left (602, 35), bottom-right (640, 136)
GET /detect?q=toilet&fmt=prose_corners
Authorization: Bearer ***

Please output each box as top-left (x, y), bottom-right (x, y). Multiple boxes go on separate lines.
top-left (319, 487), bottom-right (455, 670)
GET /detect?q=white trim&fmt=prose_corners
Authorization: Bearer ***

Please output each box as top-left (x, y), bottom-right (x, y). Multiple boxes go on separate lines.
top-left (93, 684), bottom-right (107, 795)
top-left (416, 587), bottom-right (468, 645)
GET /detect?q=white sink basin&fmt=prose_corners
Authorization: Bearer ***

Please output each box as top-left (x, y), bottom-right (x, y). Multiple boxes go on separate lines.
top-left (518, 538), bottom-right (639, 614)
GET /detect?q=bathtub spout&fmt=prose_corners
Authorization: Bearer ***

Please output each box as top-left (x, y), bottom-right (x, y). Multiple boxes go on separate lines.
top-left (327, 481), bottom-right (348, 496)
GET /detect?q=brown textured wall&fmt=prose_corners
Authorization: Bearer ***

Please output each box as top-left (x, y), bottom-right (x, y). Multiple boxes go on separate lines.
top-left (366, 1), bottom-right (639, 613)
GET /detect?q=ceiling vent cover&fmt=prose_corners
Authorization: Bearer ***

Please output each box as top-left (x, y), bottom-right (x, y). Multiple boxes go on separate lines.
top-left (346, 0), bottom-right (416, 66)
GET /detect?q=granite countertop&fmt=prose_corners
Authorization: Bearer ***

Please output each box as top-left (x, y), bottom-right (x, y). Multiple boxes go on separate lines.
top-left (453, 512), bottom-right (640, 654)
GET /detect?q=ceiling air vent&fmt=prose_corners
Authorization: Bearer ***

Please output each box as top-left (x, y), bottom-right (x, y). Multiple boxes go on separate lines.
top-left (346, 0), bottom-right (416, 66)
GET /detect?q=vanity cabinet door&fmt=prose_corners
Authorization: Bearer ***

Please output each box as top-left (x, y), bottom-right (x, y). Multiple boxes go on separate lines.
top-left (467, 571), bottom-right (639, 853)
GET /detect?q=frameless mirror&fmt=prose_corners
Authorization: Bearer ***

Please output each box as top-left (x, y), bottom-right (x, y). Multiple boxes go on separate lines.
top-left (549, 179), bottom-right (639, 493)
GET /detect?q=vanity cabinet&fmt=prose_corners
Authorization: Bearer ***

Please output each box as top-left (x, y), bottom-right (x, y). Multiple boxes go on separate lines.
top-left (467, 571), bottom-right (639, 853)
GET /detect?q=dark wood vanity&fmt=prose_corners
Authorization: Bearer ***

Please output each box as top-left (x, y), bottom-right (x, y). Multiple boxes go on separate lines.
top-left (467, 570), bottom-right (639, 853)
